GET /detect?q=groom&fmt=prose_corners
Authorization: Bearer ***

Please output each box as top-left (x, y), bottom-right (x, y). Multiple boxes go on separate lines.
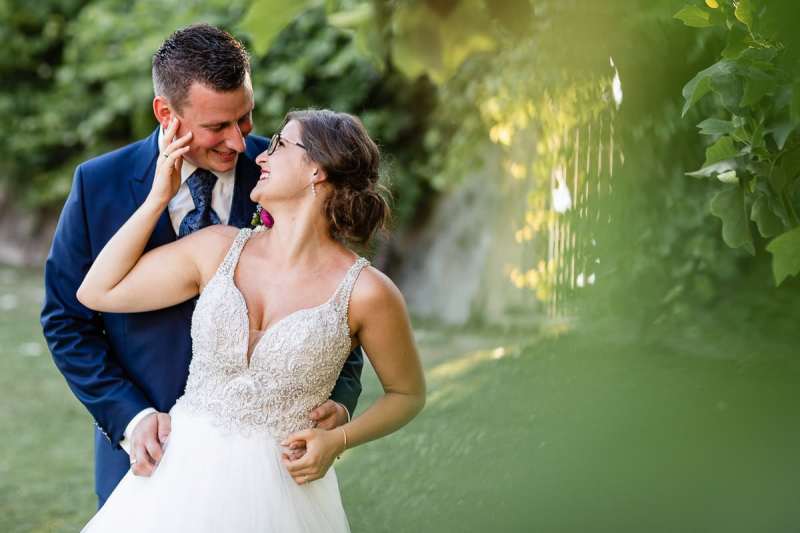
top-left (40, 24), bottom-right (363, 507)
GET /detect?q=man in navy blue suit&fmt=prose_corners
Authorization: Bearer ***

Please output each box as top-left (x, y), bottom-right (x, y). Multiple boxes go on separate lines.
top-left (40, 24), bottom-right (363, 507)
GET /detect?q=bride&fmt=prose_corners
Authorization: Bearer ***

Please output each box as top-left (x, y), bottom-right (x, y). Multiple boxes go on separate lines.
top-left (77, 109), bottom-right (426, 532)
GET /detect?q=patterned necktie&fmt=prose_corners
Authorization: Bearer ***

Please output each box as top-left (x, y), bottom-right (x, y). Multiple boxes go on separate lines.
top-left (178, 168), bottom-right (222, 238)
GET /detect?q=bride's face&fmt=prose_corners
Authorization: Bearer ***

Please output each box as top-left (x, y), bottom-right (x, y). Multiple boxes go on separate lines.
top-left (251, 120), bottom-right (317, 205)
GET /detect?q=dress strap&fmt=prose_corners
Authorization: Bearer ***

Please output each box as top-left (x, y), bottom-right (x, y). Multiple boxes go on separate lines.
top-left (215, 228), bottom-right (252, 278)
top-left (332, 257), bottom-right (370, 317)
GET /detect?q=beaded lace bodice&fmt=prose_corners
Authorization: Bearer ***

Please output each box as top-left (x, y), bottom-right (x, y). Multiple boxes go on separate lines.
top-left (176, 227), bottom-right (369, 440)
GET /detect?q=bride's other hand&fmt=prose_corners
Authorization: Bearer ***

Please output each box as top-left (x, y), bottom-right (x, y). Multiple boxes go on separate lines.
top-left (149, 117), bottom-right (191, 206)
top-left (280, 428), bottom-right (346, 484)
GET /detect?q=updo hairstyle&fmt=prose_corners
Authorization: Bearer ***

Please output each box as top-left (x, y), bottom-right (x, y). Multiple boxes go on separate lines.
top-left (283, 109), bottom-right (391, 244)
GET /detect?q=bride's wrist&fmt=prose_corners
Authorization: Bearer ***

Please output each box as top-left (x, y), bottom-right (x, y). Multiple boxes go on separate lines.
top-left (336, 426), bottom-right (348, 456)
top-left (143, 194), bottom-right (170, 213)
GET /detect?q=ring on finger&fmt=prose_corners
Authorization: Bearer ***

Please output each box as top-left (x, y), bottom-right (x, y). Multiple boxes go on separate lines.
top-left (163, 152), bottom-right (170, 159)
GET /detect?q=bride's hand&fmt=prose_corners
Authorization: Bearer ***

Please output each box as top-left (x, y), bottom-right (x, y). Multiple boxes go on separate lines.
top-left (281, 428), bottom-right (347, 485)
top-left (148, 117), bottom-right (192, 206)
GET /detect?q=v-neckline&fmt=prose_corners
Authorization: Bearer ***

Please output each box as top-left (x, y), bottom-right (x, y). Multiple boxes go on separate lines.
top-left (226, 243), bottom-right (363, 368)
top-left (230, 281), bottom-right (339, 368)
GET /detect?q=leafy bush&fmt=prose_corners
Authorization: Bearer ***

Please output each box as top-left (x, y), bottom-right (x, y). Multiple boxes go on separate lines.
top-left (676, 0), bottom-right (800, 285)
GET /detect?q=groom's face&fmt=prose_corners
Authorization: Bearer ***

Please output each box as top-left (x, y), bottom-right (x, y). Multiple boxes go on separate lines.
top-left (174, 73), bottom-right (255, 173)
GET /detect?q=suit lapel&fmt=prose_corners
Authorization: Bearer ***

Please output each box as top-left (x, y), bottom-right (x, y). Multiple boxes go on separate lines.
top-left (129, 127), bottom-right (177, 247)
top-left (229, 152), bottom-right (260, 229)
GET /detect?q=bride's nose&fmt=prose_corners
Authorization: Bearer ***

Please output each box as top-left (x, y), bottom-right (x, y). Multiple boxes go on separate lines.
top-left (255, 150), bottom-right (269, 166)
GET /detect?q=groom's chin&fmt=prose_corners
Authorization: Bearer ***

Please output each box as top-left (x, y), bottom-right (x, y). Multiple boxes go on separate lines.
top-left (203, 151), bottom-right (239, 174)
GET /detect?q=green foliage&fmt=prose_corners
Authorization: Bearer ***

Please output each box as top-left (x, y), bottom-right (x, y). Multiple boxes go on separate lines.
top-left (0, 0), bottom-right (438, 227)
top-left (243, 6), bottom-right (439, 225)
top-left (240, 0), bottom-right (317, 56)
top-left (710, 185), bottom-right (754, 254)
top-left (677, 0), bottom-right (800, 284)
top-left (0, 0), bottom-right (250, 206)
top-left (242, 0), bottom-right (756, 321)
top-left (766, 225), bottom-right (800, 285)
top-left (5, 0), bottom-right (792, 317)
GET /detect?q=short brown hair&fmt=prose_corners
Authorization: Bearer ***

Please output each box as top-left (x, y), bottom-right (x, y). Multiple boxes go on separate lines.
top-left (152, 24), bottom-right (250, 111)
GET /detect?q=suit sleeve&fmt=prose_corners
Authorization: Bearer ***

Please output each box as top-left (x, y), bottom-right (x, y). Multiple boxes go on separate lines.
top-left (329, 346), bottom-right (364, 416)
top-left (40, 166), bottom-right (152, 448)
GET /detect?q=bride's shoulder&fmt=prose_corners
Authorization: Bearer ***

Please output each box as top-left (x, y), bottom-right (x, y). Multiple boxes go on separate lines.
top-left (204, 224), bottom-right (243, 239)
top-left (183, 225), bottom-right (245, 275)
top-left (349, 264), bottom-right (407, 319)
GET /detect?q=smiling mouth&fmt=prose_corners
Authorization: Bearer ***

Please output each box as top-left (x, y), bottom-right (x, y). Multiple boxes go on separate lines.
top-left (213, 149), bottom-right (237, 159)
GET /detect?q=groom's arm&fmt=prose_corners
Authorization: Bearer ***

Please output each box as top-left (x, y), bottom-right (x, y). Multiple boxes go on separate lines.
top-left (41, 165), bottom-right (152, 449)
top-left (329, 346), bottom-right (364, 417)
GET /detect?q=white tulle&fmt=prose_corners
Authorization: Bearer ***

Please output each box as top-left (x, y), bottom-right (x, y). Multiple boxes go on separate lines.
top-left (82, 404), bottom-right (350, 532)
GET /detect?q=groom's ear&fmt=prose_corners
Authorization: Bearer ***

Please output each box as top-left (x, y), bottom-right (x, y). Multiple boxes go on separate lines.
top-left (152, 96), bottom-right (173, 130)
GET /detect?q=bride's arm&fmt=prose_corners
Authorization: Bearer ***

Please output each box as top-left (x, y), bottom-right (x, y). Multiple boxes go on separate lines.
top-left (283, 267), bottom-right (425, 483)
top-left (338, 269), bottom-right (426, 444)
top-left (77, 119), bottom-right (204, 313)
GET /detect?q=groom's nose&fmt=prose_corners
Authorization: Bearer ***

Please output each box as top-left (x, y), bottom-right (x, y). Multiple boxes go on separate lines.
top-left (224, 124), bottom-right (246, 153)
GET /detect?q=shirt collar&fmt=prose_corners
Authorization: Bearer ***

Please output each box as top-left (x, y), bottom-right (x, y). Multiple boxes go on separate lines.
top-left (157, 127), bottom-right (236, 185)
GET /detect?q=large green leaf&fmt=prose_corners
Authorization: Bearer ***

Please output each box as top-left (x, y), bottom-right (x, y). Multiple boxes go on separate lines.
top-left (734, 0), bottom-right (753, 30)
top-left (240, 0), bottom-right (317, 56)
top-left (681, 60), bottom-right (736, 116)
top-left (768, 121), bottom-right (796, 150)
top-left (750, 194), bottom-right (785, 238)
top-left (438, 2), bottom-right (495, 81)
top-left (704, 135), bottom-right (739, 167)
top-left (740, 74), bottom-right (775, 106)
top-left (710, 185), bottom-right (755, 254)
top-left (686, 159), bottom-right (736, 179)
top-left (390, 1), bottom-right (494, 84)
top-left (327, 3), bottom-right (373, 28)
top-left (721, 24), bottom-right (749, 59)
top-left (391, 3), bottom-right (444, 81)
top-left (674, 5), bottom-right (713, 27)
top-left (327, 3), bottom-right (385, 70)
top-left (696, 118), bottom-right (734, 136)
top-left (766, 225), bottom-right (800, 285)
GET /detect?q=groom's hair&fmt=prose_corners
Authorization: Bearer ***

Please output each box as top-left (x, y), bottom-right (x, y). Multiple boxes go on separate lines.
top-left (152, 24), bottom-right (250, 112)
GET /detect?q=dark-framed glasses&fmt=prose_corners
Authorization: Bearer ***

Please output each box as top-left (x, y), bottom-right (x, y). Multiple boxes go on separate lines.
top-left (267, 132), bottom-right (307, 156)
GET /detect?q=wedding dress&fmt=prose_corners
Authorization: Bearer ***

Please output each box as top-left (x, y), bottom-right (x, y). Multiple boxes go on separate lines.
top-left (82, 228), bottom-right (368, 532)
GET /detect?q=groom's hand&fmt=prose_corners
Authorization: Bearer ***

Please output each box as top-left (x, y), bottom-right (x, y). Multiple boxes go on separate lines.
top-left (309, 400), bottom-right (348, 430)
top-left (130, 412), bottom-right (171, 477)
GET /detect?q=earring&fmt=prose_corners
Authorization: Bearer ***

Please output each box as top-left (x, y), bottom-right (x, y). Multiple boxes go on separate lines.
top-left (311, 181), bottom-right (317, 196)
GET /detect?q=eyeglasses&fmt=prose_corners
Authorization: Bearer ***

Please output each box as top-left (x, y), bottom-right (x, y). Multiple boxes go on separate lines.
top-left (267, 132), bottom-right (307, 156)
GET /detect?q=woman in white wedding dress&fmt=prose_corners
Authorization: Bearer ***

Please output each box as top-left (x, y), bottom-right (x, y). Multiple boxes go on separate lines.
top-left (77, 110), bottom-right (426, 532)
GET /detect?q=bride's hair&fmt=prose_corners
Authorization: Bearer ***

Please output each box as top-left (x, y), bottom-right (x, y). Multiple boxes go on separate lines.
top-left (283, 109), bottom-right (391, 245)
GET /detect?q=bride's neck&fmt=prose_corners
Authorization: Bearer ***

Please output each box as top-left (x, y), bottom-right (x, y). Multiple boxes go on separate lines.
top-left (255, 202), bottom-right (337, 267)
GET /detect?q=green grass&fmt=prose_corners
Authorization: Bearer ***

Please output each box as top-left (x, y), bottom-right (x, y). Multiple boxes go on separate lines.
top-left (0, 268), bottom-right (95, 532)
top-left (341, 330), bottom-right (799, 532)
top-left (2, 266), bottom-right (799, 532)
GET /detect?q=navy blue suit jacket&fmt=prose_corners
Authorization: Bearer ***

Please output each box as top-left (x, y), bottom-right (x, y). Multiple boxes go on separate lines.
top-left (40, 128), bottom-right (364, 504)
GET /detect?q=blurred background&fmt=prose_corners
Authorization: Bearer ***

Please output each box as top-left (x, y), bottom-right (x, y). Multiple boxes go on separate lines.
top-left (2, 0), bottom-right (799, 531)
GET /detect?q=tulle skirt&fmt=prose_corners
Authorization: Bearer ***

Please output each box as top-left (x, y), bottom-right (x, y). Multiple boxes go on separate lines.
top-left (81, 403), bottom-right (350, 532)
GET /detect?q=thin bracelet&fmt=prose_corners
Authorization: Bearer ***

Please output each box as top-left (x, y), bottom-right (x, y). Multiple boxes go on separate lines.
top-left (337, 427), bottom-right (348, 460)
